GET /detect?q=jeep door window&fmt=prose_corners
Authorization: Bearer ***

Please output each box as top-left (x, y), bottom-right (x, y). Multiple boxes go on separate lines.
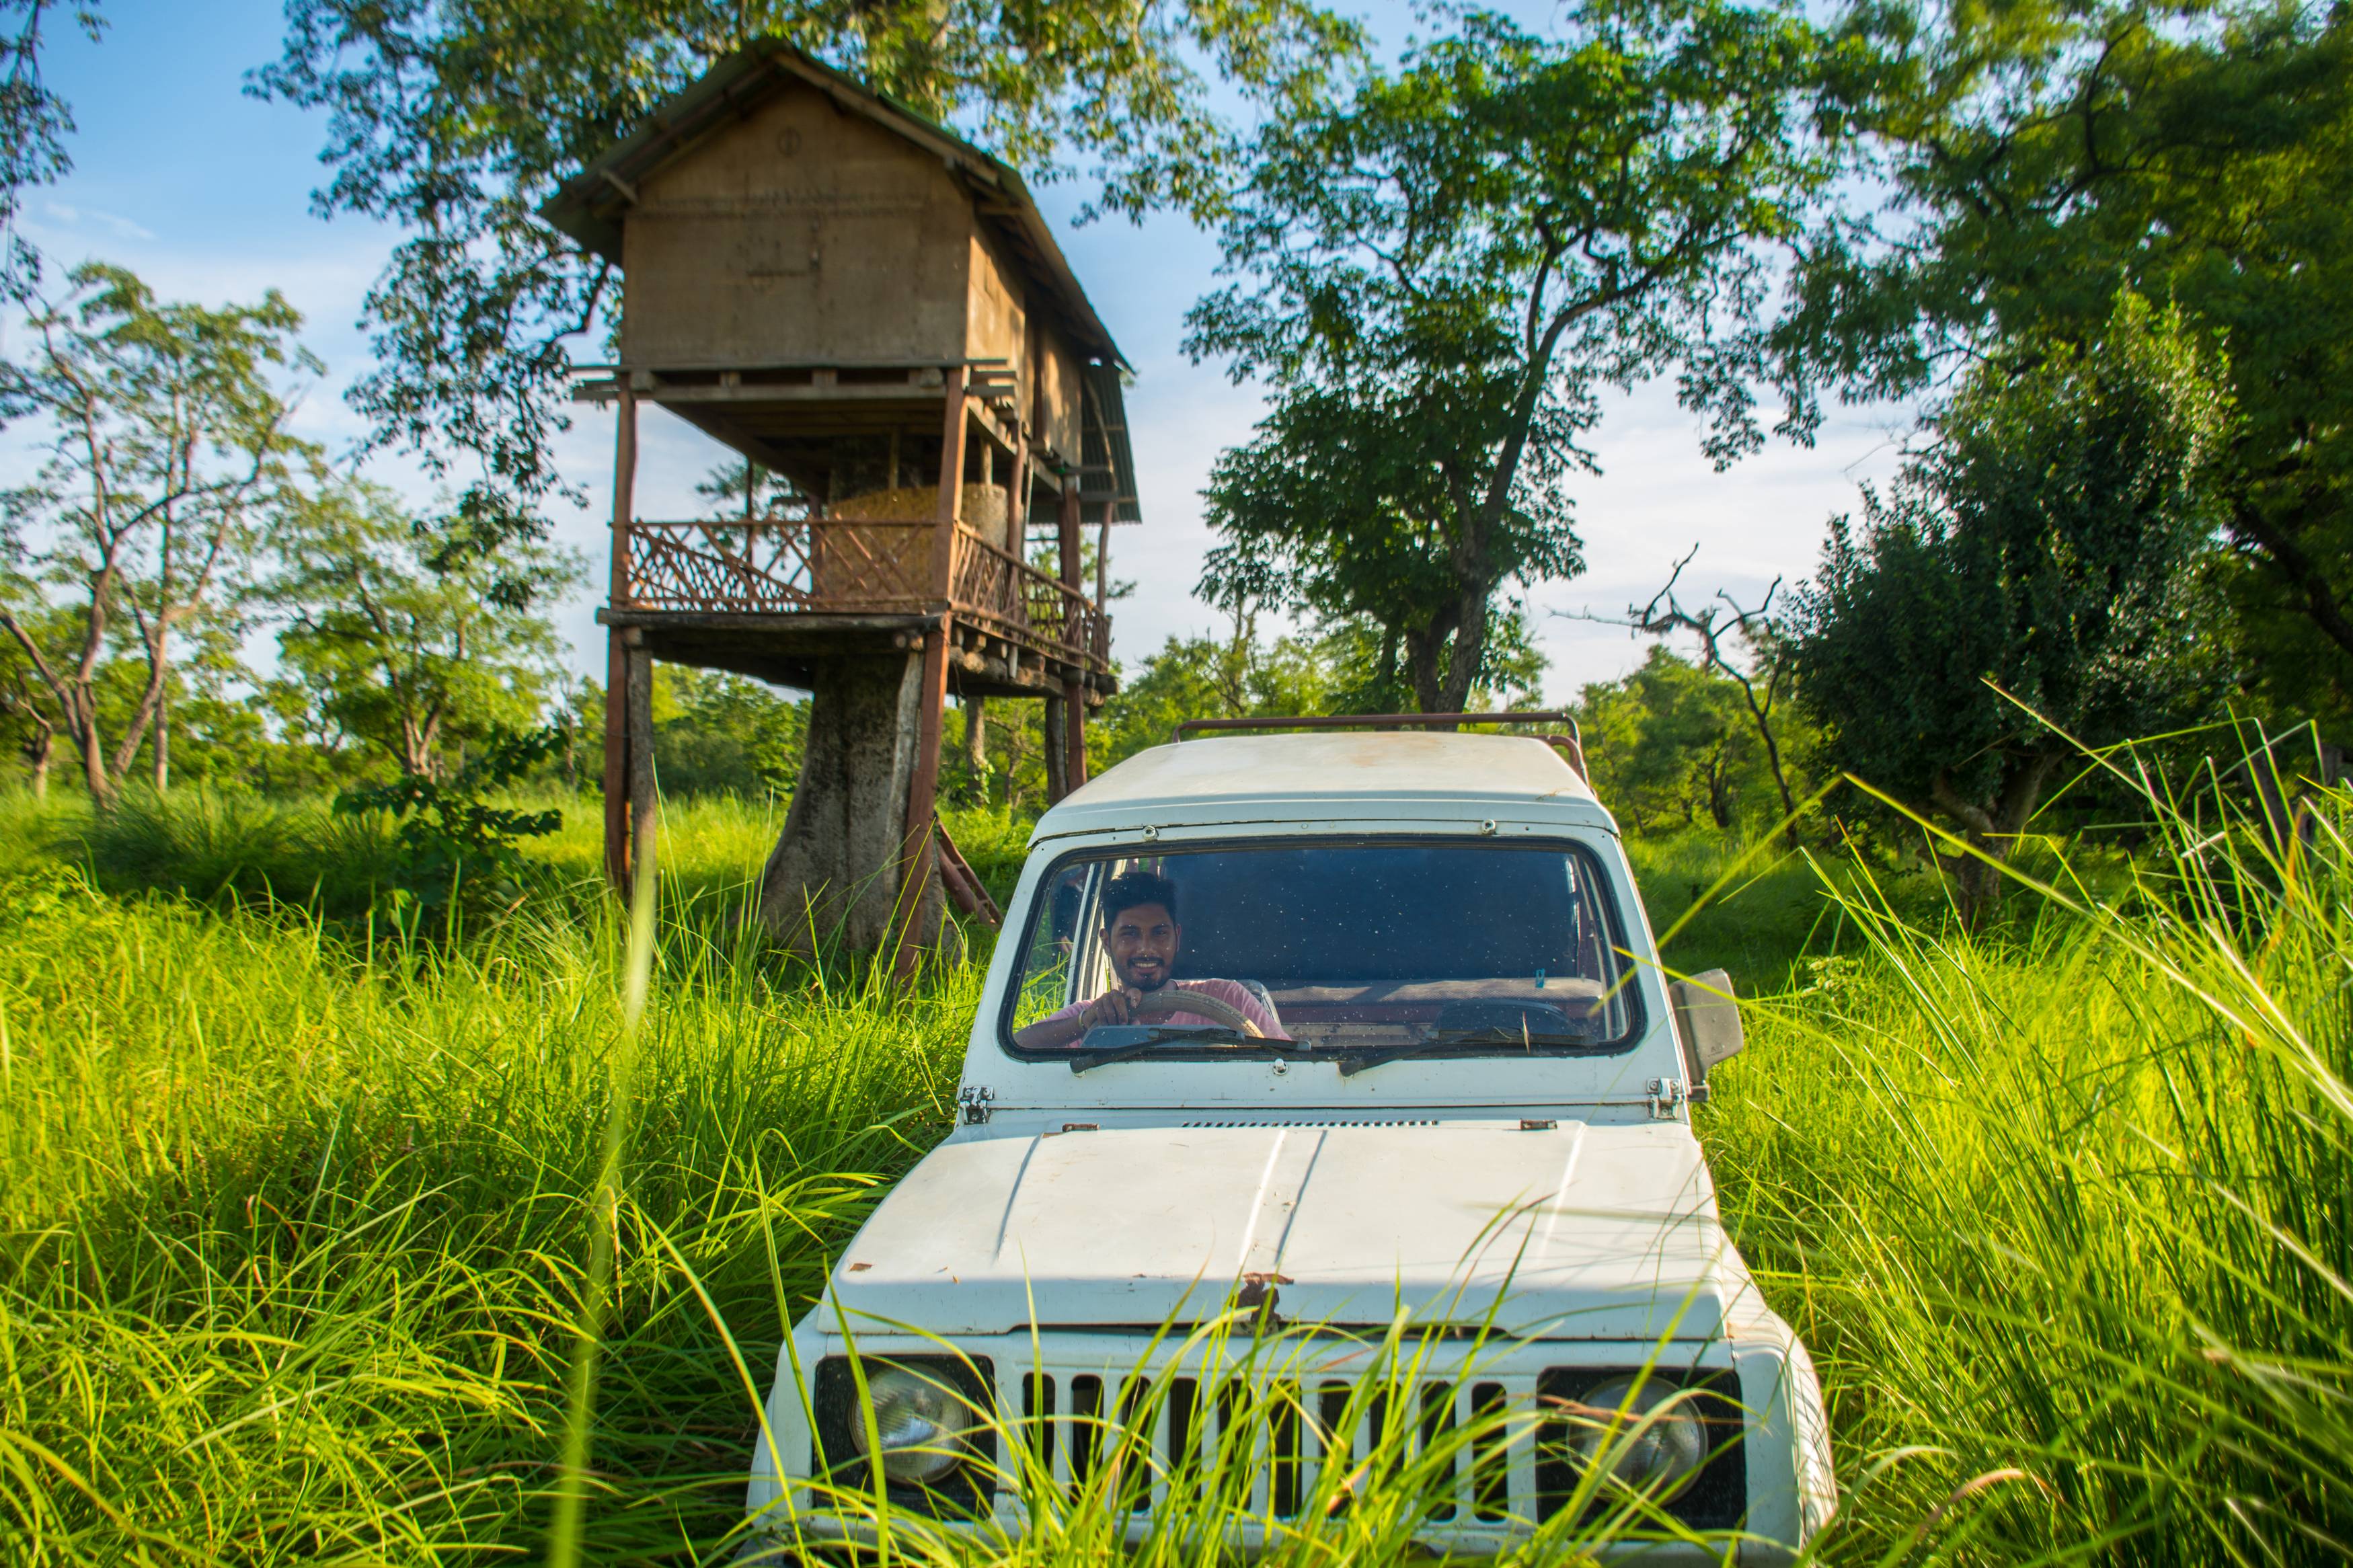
top-left (1001, 842), bottom-right (1640, 1060)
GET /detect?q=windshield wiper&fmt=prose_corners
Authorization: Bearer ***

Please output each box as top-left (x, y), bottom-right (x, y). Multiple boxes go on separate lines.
top-left (1336, 1028), bottom-right (1598, 1079)
top-left (1065, 1027), bottom-right (1264, 1074)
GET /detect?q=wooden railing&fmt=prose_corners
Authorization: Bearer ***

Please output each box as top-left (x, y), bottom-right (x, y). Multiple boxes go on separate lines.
top-left (625, 516), bottom-right (935, 613)
top-left (621, 515), bottom-right (1108, 676)
top-left (948, 525), bottom-right (1102, 674)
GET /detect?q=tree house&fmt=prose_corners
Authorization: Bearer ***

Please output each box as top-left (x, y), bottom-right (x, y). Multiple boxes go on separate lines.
top-left (545, 41), bottom-right (1140, 952)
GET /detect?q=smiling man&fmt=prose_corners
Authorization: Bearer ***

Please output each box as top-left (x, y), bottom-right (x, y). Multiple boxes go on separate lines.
top-left (1012, 871), bottom-right (1288, 1049)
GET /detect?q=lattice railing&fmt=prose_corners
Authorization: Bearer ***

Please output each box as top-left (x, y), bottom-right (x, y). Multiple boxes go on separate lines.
top-left (625, 516), bottom-right (935, 613)
top-left (621, 516), bottom-right (1108, 676)
top-left (952, 526), bottom-right (1101, 673)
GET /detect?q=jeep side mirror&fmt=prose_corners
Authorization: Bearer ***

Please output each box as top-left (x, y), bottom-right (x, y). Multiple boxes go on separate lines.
top-left (1669, 969), bottom-right (1743, 1097)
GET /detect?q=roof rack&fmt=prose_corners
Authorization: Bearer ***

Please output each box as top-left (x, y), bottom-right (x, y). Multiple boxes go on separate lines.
top-left (1169, 711), bottom-right (1586, 779)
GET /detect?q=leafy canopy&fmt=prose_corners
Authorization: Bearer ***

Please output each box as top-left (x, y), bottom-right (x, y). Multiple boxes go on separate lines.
top-left (0, 262), bottom-right (316, 802)
top-left (251, 0), bottom-right (1362, 557)
top-left (1200, 385), bottom-right (1582, 711)
top-left (1791, 293), bottom-right (2229, 912)
top-left (269, 481), bottom-right (581, 780)
top-left (0, 1), bottom-right (106, 292)
top-left (1574, 645), bottom-right (1791, 834)
top-left (1188, 0), bottom-right (1853, 710)
top-left (1785, 0), bottom-right (2353, 711)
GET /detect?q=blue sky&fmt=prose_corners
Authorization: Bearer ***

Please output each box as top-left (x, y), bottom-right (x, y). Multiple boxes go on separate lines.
top-left (17, 0), bottom-right (1912, 700)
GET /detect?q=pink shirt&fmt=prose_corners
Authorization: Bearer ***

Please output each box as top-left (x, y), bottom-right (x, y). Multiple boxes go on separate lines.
top-left (1047, 978), bottom-right (1290, 1041)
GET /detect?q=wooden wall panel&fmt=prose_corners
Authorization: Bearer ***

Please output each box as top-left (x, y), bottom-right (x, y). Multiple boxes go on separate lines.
top-left (964, 228), bottom-right (1026, 375)
top-left (619, 83), bottom-right (974, 368)
top-left (1032, 319), bottom-right (1081, 465)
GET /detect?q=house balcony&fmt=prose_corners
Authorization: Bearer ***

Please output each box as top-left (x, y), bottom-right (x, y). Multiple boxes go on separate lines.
top-left (596, 513), bottom-right (1114, 700)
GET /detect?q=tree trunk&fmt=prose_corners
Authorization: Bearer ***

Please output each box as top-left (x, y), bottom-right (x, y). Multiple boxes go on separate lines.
top-left (1438, 583), bottom-right (1492, 715)
top-left (1704, 750), bottom-right (1734, 829)
top-left (74, 701), bottom-right (110, 806)
top-left (2231, 496), bottom-right (2353, 666)
top-left (758, 653), bottom-right (952, 958)
top-left (26, 728), bottom-right (50, 802)
top-left (1374, 623), bottom-right (1399, 708)
top-left (152, 688), bottom-right (169, 793)
top-left (1043, 695), bottom-right (1071, 803)
top-left (960, 695), bottom-right (987, 801)
top-left (1932, 751), bottom-right (2062, 930)
top-left (1404, 621), bottom-right (1449, 713)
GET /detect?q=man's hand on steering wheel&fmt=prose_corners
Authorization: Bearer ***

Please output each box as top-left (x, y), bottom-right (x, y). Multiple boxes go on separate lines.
top-left (1079, 986), bottom-right (1145, 1031)
top-left (1079, 986), bottom-right (1264, 1039)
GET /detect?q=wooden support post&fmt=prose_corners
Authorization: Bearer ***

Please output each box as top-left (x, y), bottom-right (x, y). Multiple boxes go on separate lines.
top-left (901, 372), bottom-right (966, 947)
top-left (1097, 506), bottom-right (1112, 609)
top-left (1007, 422), bottom-right (1028, 560)
top-left (929, 368), bottom-right (966, 601)
top-left (605, 635), bottom-right (630, 885)
top-left (1058, 483), bottom-right (1088, 792)
top-left (627, 643), bottom-right (657, 900)
top-left (602, 386), bottom-right (638, 888)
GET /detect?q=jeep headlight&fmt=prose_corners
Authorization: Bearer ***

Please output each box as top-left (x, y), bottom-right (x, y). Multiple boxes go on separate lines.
top-left (849, 1365), bottom-right (978, 1484)
top-left (1566, 1375), bottom-right (1707, 1492)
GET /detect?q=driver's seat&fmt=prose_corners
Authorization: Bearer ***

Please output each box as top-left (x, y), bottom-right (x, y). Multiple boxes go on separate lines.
top-left (1237, 978), bottom-right (1284, 1033)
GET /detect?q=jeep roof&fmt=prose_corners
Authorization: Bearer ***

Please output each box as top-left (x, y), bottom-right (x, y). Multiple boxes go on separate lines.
top-left (1031, 731), bottom-right (1612, 842)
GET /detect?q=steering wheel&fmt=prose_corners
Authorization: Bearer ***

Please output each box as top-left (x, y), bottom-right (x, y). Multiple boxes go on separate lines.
top-left (1130, 988), bottom-right (1266, 1039)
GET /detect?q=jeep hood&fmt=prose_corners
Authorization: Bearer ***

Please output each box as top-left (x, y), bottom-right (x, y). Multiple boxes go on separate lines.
top-left (814, 1122), bottom-right (1751, 1340)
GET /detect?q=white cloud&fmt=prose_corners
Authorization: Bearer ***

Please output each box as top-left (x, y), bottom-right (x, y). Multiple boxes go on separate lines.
top-left (34, 199), bottom-right (156, 241)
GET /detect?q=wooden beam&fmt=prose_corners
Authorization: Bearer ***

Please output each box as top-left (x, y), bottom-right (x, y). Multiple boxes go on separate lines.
top-left (599, 608), bottom-right (935, 635)
top-left (899, 372), bottom-right (966, 955)
top-left (930, 367), bottom-right (966, 602)
top-left (963, 392), bottom-right (1021, 461)
top-left (604, 633), bottom-right (630, 886)
top-left (627, 644), bottom-right (658, 901)
top-left (900, 616), bottom-right (952, 960)
top-left (1061, 483), bottom-right (1088, 793)
top-left (603, 388), bottom-right (639, 888)
top-left (1007, 405), bottom-right (1028, 555)
top-left (646, 381), bottom-right (952, 405)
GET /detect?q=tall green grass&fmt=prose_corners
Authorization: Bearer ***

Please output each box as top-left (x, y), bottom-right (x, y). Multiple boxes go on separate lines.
top-left (1701, 775), bottom-right (2352, 1565)
top-left (0, 765), bottom-right (2345, 1564)
top-left (7, 785), bottom-right (1034, 933)
top-left (0, 861), bottom-right (971, 1560)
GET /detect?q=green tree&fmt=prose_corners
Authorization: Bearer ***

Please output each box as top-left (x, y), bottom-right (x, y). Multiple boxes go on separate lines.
top-left (1787, 0), bottom-right (2353, 721)
top-left (1574, 645), bottom-right (1770, 834)
top-left (269, 483), bottom-right (581, 779)
top-left (0, 1), bottom-right (106, 292)
top-left (0, 597), bottom-right (62, 795)
top-left (695, 459), bottom-right (798, 521)
top-left (1791, 295), bottom-right (2229, 923)
top-left (253, 672), bottom-right (366, 795)
top-left (1095, 614), bottom-right (1344, 766)
top-left (650, 665), bottom-right (808, 799)
top-left (1093, 609), bottom-right (1547, 770)
top-left (1200, 387), bottom-right (1582, 711)
top-left (0, 262), bottom-right (315, 803)
top-left (1570, 547), bottom-right (1808, 828)
top-left (250, 0), bottom-right (1361, 556)
top-left (1188, 1), bottom-right (1848, 711)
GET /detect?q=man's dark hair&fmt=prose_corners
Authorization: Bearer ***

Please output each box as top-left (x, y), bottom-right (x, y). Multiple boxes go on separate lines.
top-left (1102, 870), bottom-right (1178, 927)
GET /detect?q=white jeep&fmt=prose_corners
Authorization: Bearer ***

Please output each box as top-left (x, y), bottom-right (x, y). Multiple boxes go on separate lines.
top-left (748, 723), bottom-right (1837, 1560)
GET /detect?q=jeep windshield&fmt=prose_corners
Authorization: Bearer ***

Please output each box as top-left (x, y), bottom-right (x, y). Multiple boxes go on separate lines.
top-left (1000, 840), bottom-right (1642, 1062)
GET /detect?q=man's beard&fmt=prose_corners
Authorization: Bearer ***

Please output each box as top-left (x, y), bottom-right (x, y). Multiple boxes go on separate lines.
top-left (1124, 964), bottom-right (1171, 992)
